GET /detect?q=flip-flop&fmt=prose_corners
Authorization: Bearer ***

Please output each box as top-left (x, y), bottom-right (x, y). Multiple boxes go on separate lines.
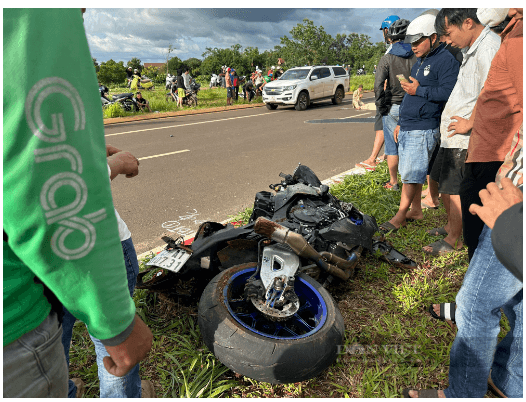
top-left (379, 221), bottom-right (402, 234)
top-left (427, 227), bottom-right (447, 236)
top-left (421, 201), bottom-right (439, 210)
top-left (355, 162), bottom-right (376, 171)
top-left (488, 372), bottom-right (507, 398)
top-left (402, 389), bottom-right (441, 398)
top-left (427, 302), bottom-right (456, 324)
top-left (423, 239), bottom-right (456, 256)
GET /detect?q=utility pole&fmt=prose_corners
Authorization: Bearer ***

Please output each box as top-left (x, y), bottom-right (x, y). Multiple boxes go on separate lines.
top-left (166, 44), bottom-right (173, 75)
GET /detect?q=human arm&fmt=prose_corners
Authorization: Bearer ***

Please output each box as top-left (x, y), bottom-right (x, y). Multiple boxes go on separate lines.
top-left (3, 10), bottom-right (150, 360)
top-left (374, 55), bottom-right (390, 114)
top-left (107, 151), bottom-right (140, 180)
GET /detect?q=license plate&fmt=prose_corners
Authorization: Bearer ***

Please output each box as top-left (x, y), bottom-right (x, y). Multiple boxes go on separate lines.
top-left (268, 96), bottom-right (276, 102)
top-left (146, 248), bottom-right (191, 273)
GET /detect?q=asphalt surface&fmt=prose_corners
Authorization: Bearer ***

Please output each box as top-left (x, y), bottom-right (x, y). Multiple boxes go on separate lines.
top-left (105, 92), bottom-right (380, 254)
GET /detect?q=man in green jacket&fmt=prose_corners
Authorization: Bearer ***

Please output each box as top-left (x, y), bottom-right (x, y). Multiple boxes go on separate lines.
top-left (3, 9), bottom-right (152, 397)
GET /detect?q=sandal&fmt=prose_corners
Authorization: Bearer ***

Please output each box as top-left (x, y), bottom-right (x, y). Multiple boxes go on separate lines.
top-left (402, 388), bottom-right (441, 398)
top-left (427, 227), bottom-right (447, 236)
top-left (355, 161), bottom-right (376, 171)
top-left (379, 221), bottom-right (403, 234)
top-left (383, 181), bottom-right (400, 191)
top-left (423, 239), bottom-right (456, 256)
top-left (427, 302), bottom-right (456, 324)
top-left (488, 372), bottom-right (507, 398)
top-left (422, 201), bottom-right (439, 210)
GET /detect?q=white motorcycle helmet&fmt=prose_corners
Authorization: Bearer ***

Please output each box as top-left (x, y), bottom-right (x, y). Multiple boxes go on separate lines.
top-left (404, 13), bottom-right (437, 44)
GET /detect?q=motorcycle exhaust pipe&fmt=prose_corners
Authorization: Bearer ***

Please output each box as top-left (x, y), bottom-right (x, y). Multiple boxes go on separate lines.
top-left (254, 217), bottom-right (351, 281)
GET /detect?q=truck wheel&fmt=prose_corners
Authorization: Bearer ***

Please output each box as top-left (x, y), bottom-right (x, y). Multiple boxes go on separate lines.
top-left (332, 87), bottom-right (344, 105)
top-left (198, 264), bottom-right (344, 384)
top-left (295, 92), bottom-right (309, 111)
top-left (266, 103), bottom-right (278, 110)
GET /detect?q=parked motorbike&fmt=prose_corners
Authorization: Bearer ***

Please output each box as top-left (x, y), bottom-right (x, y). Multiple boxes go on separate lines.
top-left (356, 68), bottom-right (366, 76)
top-left (210, 73), bottom-right (221, 88)
top-left (166, 74), bottom-right (175, 89)
top-left (165, 79), bottom-right (200, 107)
top-left (100, 85), bottom-right (137, 111)
top-left (137, 164), bottom-right (416, 384)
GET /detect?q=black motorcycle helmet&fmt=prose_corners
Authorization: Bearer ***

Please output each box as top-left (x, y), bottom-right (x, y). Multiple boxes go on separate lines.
top-left (387, 19), bottom-right (411, 41)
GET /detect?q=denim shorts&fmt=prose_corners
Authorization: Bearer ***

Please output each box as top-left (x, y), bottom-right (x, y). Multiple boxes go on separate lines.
top-left (398, 128), bottom-right (440, 184)
top-left (382, 104), bottom-right (400, 156)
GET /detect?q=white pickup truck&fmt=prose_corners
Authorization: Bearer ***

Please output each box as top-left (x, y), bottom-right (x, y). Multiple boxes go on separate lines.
top-left (262, 65), bottom-right (349, 111)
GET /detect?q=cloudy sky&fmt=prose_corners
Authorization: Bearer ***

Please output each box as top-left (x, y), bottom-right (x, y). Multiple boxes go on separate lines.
top-left (83, 8), bottom-right (429, 64)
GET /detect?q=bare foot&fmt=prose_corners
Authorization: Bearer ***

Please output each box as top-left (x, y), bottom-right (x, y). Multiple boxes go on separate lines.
top-left (422, 195), bottom-right (440, 208)
top-left (406, 210), bottom-right (424, 221)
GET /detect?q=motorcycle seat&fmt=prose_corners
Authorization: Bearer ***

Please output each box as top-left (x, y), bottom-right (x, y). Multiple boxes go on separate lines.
top-left (112, 93), bottom-right (133, 99)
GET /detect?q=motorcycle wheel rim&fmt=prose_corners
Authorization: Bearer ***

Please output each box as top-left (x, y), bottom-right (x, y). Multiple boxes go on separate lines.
top-left (224, 267), bottom-right (327, 340)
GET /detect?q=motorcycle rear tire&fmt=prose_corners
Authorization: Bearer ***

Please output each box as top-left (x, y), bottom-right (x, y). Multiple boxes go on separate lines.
top-left (198, 263), bottom-right (344, 384)
top-left (187, 96), bottom-right (197, 107)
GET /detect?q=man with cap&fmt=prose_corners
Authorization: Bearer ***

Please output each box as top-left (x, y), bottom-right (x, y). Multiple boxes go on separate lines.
top-left (126, 66), bottom-right (133, 87)
top-left (422, 8), bottom-right (500, 256)
top-left (379, 12), bottom-right (459, 234)
top-left (355, 15), bottom-right (400, 171)
top-left (225, 67), bottom-right (233, 106)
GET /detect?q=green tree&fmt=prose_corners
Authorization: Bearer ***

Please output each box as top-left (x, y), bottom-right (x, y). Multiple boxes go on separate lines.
top-left (167, 56), bottom-right (183, 75)
top-left (142, 65), bottom-right (161, 81)
top-left (127, 57), bottom-right (142, 73)
top-left (182, 58), bottom-right (202, 77)
top-left (97, 59), bottom-right (127, 86)
top-left (280, 19), bottom-right (334, 67)
top-left (92, 58), bottom-right (99, 73)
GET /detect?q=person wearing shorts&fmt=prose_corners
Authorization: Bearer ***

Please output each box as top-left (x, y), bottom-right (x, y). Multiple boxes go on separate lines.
top-left (176, 69), bottom-right (186, 108)
top-left (379, 12), bottom-right (458, 233)
top-left (225, 67), bottom-right (233, 106)
top-left (421, 9), bottom-right (500, 256)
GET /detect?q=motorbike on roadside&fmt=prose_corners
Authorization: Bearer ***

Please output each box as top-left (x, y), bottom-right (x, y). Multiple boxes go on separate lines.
top-left (100, 85), bottom-right (138, 112)
top-left (130, 74), bottom-right (155, 91)
top-left (165, 79), bottom-right (200, 107)
top-left (137, 164), bottom-right (416, 384)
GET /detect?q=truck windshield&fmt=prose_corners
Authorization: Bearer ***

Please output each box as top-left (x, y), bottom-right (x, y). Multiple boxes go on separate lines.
top-left (279, 69), bottom-right (310, 80)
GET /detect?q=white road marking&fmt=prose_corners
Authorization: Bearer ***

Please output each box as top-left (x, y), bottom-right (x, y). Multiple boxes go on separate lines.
top-left (342, 111), bottom-right (373, 119)
top-left (138, 149), bottom-right (190, 160)
top-left (105, 111), bottom-right (285, 137)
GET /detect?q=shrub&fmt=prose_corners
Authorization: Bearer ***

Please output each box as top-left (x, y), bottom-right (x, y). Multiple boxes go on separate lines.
top-left (349, 74), bottom-right (375, 92)
top-left (102, 102), bottom-right (127, 119)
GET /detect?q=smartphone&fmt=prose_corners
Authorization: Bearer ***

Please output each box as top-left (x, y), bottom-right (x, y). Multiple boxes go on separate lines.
top-left (397, 74), bottom-right (408, 83)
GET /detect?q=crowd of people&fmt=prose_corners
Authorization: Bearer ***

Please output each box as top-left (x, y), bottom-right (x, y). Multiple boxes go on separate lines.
top-left (3, 7), bottom-right (522, 399)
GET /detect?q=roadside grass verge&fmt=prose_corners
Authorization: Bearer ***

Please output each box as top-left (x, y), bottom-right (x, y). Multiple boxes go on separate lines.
top-left (68, 161), bottom-right (504, 397)
top-left (349, 74), bottom-right (375, 92)
top-left (102, 85), bottom-right (263, 119)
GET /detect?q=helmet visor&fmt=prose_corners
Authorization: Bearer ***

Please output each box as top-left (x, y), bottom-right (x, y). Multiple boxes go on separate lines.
top-left (405, 33), bottom-right (424, 44)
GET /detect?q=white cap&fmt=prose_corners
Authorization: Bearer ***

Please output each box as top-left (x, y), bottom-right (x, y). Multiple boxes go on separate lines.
top-left (271, 66), bottom-right (275, 69)
top-left (405, 14), bottom-right (437, 43)
top-left (477, 8), bottom-right (509, 27)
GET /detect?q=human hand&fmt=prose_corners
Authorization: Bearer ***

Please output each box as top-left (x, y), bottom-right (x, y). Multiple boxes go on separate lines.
top-left (103, 315), bottom-right (153, 377)
top-left (107, 151), bottom-right (140, 180)
top-left (469, 178), bottom-right (523, 229)
top-left (401, 76), bottom-right (419, 95)
top-left (394, 125), bottom-right (400, 143)
top-left (106, 144), bottom-right (122, 157)
top-left (447, 116), bottom-right (472, 137)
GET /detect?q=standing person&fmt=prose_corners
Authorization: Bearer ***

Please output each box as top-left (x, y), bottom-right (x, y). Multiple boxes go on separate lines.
top-left (379, 12), bottom-right (459, 233)
top-left (220, 67), bottom-right (226, 88)
top-left (232, 69), bottom-right (239, 101)
top-left (352, 85), bottom-right (365, 109)
top-left (456, 7), bottom-right (523, 260)
top-left (422, 8), bottom-right (501, 256)
top-left (254, 70), bottom-right (264, 94)
top-left (176, 68), bottom-right (186, 108)
top-left (243, 79), bottom-right (255, 102)
top-left (183, 67), bottom-right (191, 90)
top-left (3, 9), bottom-right (153, 397)
top-left (225, 67), bottom-right (233, 106)
top-left (355, 15), bottom-right (400, 170)
top-left (126, 66), bottom-right (133, 88)
top-left (374, 18), bottom-right (416, 191)
top-left (61, 146), bottom-right (155, 398)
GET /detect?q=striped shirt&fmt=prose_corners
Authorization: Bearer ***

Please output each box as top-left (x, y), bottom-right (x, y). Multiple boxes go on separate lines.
top-left (439, 26), bottom-right (501, 149)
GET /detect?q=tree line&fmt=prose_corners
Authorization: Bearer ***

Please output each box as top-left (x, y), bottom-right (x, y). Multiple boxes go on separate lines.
top-left (96, 18), bottom-right (386, 86)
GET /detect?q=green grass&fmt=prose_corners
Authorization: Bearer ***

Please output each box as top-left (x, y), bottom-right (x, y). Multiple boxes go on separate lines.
top-left (102, 85), bottom-right (263, 119)
top-left (349, 74), bottom-right (375, 92)
top-left (68, 161), bottom-right (504, 397)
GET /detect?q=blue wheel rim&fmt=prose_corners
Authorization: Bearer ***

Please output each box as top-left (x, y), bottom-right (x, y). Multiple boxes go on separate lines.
top-left (224, 267), bottom-right (327, 340)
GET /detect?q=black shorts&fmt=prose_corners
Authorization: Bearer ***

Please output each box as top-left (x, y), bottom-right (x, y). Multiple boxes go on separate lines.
top-left (374, 110), bottom-right (383, 131)
top-left (430, 147), bottom-right (467, 195)
top-left (227, 87), bottom-right (233, 97)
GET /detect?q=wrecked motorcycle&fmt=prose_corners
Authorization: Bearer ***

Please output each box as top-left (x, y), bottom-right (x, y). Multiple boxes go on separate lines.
top-left (137, 164), bottom-right (416, 384)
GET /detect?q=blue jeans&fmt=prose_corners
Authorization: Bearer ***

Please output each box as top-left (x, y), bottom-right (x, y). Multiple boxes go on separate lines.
top-left (61, 237), bottom-right (141, 398)
top-left (444, 225), bottom-right (523, 398)
top-left (382, 104), bottom-right (400, 156)
top-left (3, 311), bottom-right (68, 397)
top-left (398, 128), bottom-right (439, 184)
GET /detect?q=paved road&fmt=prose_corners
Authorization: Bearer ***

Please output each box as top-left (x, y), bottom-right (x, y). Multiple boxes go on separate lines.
top-left (105, 93), bottom-right (380, 254)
